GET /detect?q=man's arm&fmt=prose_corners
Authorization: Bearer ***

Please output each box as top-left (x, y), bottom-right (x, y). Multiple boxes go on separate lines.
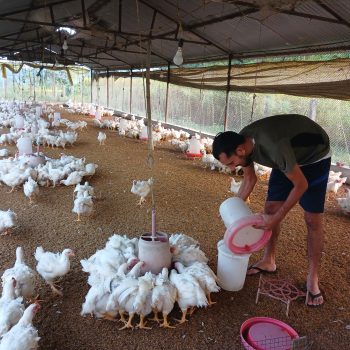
top-left (258, 164), bottom-right (308, 230)
top-left (237, 163), bottom-right (257, 201)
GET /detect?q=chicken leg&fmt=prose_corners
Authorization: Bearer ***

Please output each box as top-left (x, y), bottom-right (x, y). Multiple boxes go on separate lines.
top-left (48, 282), bottom-right (63, 296)
top-left (160, 313), bottom-right (175, 329)
top-left (119, 313), bottom-right (134, 330)
top-left (137, 198), bottom-right (146, 206)
top-left (101, 312), bottom-right (117, 322)
top-left (119, 311), bottom-right (127, 324)
top-left (75, 213), bottom-right (81, 222)
top-left (149, 309), bottom-right (161, 323)
top-left (175, 309), bottom-right (188, 324)
top-left (207, 293), bottom-right (216, 306)
top-left (136, 315), bottom-right (152, 330)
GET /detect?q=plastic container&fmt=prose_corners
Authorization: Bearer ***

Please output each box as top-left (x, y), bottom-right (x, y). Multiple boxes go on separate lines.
top-left (17, 137), bottom-right (33, 155)
top-left (15, 115), bottom-right (24, 129)
top-left (240, 317), bottom-right (299, 350)
top-left (139, 126), bottom-right (148, 140)
top-left (220, 197), bottom-right (272, 254)
top-left (138, 232), bottom-right (172, 275)
top-left (217, 240), bottom-right (250, 291)
top-left (186, 138), bottom-right (202, 157)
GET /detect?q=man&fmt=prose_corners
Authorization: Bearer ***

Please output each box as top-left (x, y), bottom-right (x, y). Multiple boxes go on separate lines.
top-left (212, 114), bottom-right (331, 307)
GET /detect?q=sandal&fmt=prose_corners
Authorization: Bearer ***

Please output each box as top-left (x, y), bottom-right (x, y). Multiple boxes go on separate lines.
top-left (305, 290), bottom-right (325, 307)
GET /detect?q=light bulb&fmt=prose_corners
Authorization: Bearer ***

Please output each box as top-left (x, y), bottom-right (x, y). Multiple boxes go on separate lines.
top-left (62, 38), bottom-right (68, 51)
top-left (173, 47), bottom-right (183, 66)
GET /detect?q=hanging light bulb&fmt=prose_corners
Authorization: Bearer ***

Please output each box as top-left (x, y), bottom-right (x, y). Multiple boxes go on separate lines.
top-left (173, 39), bottom-right (184, 66)
top-left (62, 37), bottom-right (68, 51)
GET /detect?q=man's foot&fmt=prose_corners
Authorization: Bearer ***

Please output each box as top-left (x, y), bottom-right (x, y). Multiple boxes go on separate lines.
top-left (247, 262), bottom-right (277, 276)
top-left (305, 277), bottom-right (324, 307)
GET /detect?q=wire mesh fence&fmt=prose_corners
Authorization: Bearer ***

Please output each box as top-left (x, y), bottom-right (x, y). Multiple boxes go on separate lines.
top-left (92, 75), bottom-right (350, 164)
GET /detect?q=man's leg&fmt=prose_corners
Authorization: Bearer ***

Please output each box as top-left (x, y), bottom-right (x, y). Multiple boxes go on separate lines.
top-left (304, 211), bottom-right (324, 306)
top-left (247, 201), bottom-right (283, 275)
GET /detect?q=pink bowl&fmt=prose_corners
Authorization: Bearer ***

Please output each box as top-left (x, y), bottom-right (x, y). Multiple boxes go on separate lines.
top-left (240, 317), bottom-right (299, 350)
top-left (224, 214), bottom-right (272, 254)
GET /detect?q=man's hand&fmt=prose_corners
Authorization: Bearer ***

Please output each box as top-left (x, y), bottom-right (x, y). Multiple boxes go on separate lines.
top-left (253, 214), bottom-right (281, 231)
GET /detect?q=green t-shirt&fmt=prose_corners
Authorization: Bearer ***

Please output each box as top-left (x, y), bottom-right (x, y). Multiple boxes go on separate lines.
top-left (240, 114), bottom-right (330, 173)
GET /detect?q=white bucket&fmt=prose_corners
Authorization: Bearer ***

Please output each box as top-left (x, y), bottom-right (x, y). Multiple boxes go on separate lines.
top-left (220, 197), bottom-right (252, 228)
top-left (217, 240), bottom-right (250, 291)
top-left (15, 115), bottom-right (24, 129)
top-left (17, 137), bottom-right (33, 155)
top-left (188, 138), bottom-right (201, 154)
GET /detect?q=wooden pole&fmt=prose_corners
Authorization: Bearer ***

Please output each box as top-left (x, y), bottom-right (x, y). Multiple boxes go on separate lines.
top-left (164, 62), bottom-right (170, 123)
top-left (90, 69), bottom-right (93, 103)
top-left (129, 69), bottom-right (133, 114)
top-left (145, 40), bottom-right (153, 151)
top-left (106, 68), bottom-right (109, 108)
top-left (223, 54), bottom-right (232, 131)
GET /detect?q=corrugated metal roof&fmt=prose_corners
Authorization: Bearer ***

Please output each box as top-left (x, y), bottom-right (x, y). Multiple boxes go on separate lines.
top-left (1, 0), bottom-right (350, 69)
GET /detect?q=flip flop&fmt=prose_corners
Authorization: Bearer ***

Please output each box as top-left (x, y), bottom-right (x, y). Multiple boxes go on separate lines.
top-left (247, 264), bottom-right (277, 276)
top-left (305, 290), bottom-right (325, 307)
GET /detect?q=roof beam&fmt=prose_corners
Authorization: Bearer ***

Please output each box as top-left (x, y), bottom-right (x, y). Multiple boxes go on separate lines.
top-left (81, 0), bottom-right (87, 28)
top-left (137, 0), bottom-right (230, 54)
top-left (0, 0), bottom-right (76, 17)
top-left (232, 1), bottom-right (350, 26)
top-left (313, 0), bottom-right (350, 29)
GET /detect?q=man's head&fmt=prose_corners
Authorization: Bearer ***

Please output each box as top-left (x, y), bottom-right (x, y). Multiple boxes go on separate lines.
top-left (212, 131), bottom-right (253, 171)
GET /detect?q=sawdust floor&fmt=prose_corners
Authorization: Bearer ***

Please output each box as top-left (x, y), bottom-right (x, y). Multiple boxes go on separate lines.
top-left (0, 111), bottom-right (349, 350)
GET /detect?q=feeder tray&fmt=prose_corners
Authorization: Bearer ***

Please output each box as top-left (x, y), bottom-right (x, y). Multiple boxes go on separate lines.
top-left (255, 275), bottom-right (306, 317)
top-left (185, 152), bottom-right (202, 159)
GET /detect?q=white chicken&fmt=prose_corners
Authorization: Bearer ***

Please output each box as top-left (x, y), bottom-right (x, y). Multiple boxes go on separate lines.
top-left (97, 132), bottom-right (106, 145)
top-left (60, 171), bottom-right (84, 186)
top-left (169, 233), bottom-right (199, 249)
top-left (132, 272), bottom-right (155, 330)
top-left (0, 149), bottom-right (9, 157)
top-left (0, 209), bottom-right (17, 235)
top-left (107, 261), bottom-right (144, 329)
top-left (81, 278), bottom-right (115, 320)
top-left (0, 278), bottom-right (25, 337)
top-left (74, 181), bottom-right (94, 199)
top-left (72, 190), bottom-right (93, 221)
top-left (23, 177), bottom-right (39, 204)
top-left (175, 262), bottom-right (220, 305)
top-left (169, 268), bottom-right (208, 324)
top-left (229, 177), bottom-right (241, 195)
top-left (337, 188), bottom-right (350, 214)
top-left (35, 246), bottom-right (75, 296)
top-left (131, 178), bottom-right (153, 205)
top-left (1, 247), bottom-right (37, 301)
top-left (151, 267), bottom-right (177, 328)
top-left (326, 177), bottom-right (347, 199)
top-left (0, 303), bottom-right (40, 350)
top-left (171, 244), bottom-right (209, 266)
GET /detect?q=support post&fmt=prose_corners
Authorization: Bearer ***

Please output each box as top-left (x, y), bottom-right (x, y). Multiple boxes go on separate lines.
top-left (145, 40), bottom-right (153, 151)
top-left (129, 69), bottom-right (132, 114)
top-left (107, 68), bottom-right (109, 108)
top-left (223, 54), bottom-right (232, 131)
top-left (90, 69), bottom-right (92, 103)
top-left (164, 62), bottom-right (170, 123)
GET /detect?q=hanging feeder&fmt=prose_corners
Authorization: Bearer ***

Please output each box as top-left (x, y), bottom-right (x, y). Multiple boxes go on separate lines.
top-left (186, 137), bottom-right (202, 158)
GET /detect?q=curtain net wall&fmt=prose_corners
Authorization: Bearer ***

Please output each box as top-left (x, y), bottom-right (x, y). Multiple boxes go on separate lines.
top-left (0, 63), bottom-right (90, 104)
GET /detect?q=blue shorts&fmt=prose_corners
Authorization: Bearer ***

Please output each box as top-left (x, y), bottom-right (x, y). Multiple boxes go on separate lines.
top-left (267, 158), bottom-right (331, 213)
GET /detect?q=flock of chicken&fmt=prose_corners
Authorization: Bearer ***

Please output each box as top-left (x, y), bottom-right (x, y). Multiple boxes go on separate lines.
top-left (80, 233), bottom-right (219, 329)
top-left (0, 246), bottom-right (75, 348)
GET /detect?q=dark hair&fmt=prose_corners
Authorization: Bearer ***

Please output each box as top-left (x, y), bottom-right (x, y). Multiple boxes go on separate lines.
top-left (212, 131), bottom-right (246, 160)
